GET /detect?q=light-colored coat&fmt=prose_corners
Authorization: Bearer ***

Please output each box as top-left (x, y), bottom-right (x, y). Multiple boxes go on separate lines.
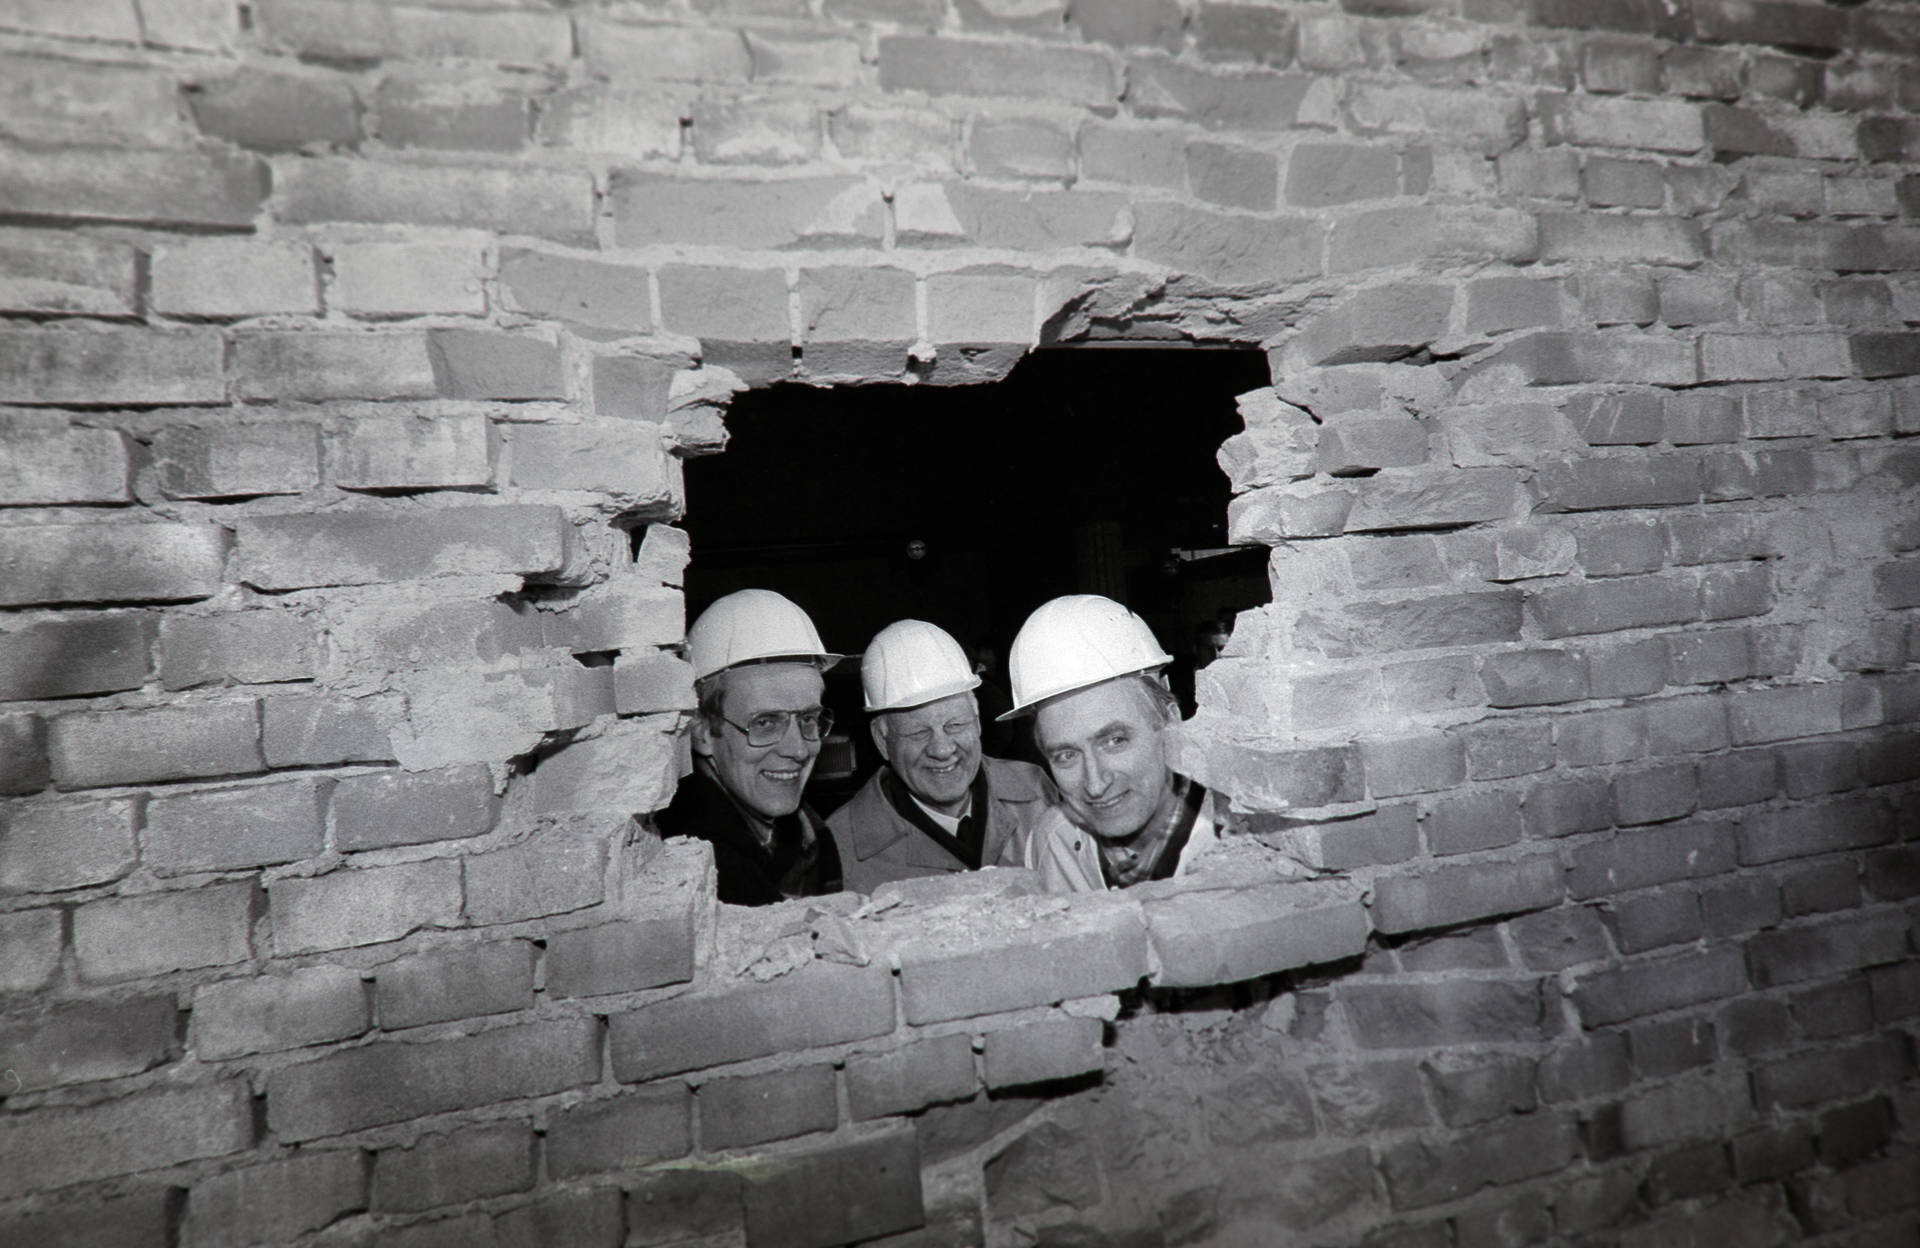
top-left (826, 756), bottom-right (1055, 894)
top-left (1018, 794), bottom-right (1218, 894)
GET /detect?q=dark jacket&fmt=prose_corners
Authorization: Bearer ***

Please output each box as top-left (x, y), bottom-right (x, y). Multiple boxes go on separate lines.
top-left (825, 755), bottom-right (1055, 894)
top-left (655, 764), bottom-right (842, 906)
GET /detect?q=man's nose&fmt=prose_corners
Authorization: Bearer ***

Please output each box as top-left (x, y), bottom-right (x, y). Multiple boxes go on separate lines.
top-left (773, 717), bottom-right (814, 756)
top-left (1081, 752), bottom-right (1111, 795)
top-left (926, 729), bottom-right (960, 759)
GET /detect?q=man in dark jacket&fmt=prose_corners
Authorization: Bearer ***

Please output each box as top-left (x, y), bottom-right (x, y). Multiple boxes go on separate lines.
top-left (826, 620), bottom-right (1054, 894)
top-left (655, 589), bottom-right (843, 906)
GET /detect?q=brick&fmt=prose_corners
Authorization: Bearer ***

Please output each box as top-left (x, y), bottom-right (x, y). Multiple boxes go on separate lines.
top-left (1664, 628), bottom-right (1751, 686)
top-left (1663, 392), bottom-right (1740, 445)
top-left (1342, 977), bottom-right (1557, 1049)
top-left (1749, 913), bottom-right (1910, 988)
top-left (846, 1034), bottom-right (978, 1121)
top-left (1284, 142), bottom-right (1400, 209)
top-left (1539, 213), bottom-right (1706, 267)
top-left (1187, 139), bottom-right (1278, 211)
top-left (935, 184), bottom-right (1132, 253)
top-left (1697, 750), bottom-right (1780, 811)
top-left (1146, 884), bottom-right (1368, 987)
top-left (0, 613), bottom-right (154, 701)
top-left (72, 880), bottom-right (253, 981)
top-left (1424, 1052), bottom-right (1538, 1128)
top-left (234, 505), bottom-right (568, 591)
top-left (1458, 719), bottom-right (1555, 781)
top-left (229, 331), bottom-right (435, 402)
top-left (1521, 774), bottom-right (1613, 837)
top-left (898, 904), bottom-right (1150, 1023)
top-left (1540, 92), bottom-right (1704, 152)
top-left (499, 247), bottom-right (651, 333)
top-left (611, 960), bottom-right (894, 1081)
top-left (50, 700), bottom-right (262, 790)
top-left (624, 1168), bottom-right (743, 1247)
top-left (276, 157), bottom-right (595, 247)
top-left (424, 328), bottom-right (563, 401)
top-left (376, 72), bottom-right (532, 153)
top-left (741, 1127), bottom-right (924, 1248)
top-left (1573, 273), bottom-right (1660, 327)
top-left (188, 67), bottom-right (361, 153)
top-left (269, 858), bottom-right (462, 956)
top-left (461, 828), bottom-right (606, 925)
top-left (0, 1081), bottom-right (251, 1200)
top-left (970, 117), bottom-right (1074, 182)
top-left (1294, 285), bottom-right (1453, 371)
top-left (159, 610), bottom-right (316, 691)
top-left (507, 423), bottom-right (678, 510)
top-left (1701, 332), bottom-right (1853, 382)
top-left (153, 423), bottom-right (321, 501)
top-left (191, 964), bottom-right (368, 1061)
top-left (327, 414), bottom-right (490, 491)
top-left (1753, 1034), bottom-right (1911, 1110)
top-left (1534, 456), bottom-right (1700, 514)
top-left (144, 776), bottom-right (327, 876)
top-left (1571, 946), bottom-right (1748, 1026)
top-left (1373, 854), bottom-right (1563, 936)
top-left (0, 713), bottom-right (48, 796)
top-left (1329, 205), bottom-right (1538, 273)
top-left (548, 1086), bottom-right (691, 1179)
top-left (1360, 733), bottom-right (1466, 799)
top-left (0, 145), bottom-right (266, 231)
top-left (184, 1151), bottom-right (367, 1248)
top-left (1077, 120), bottom-right (1183, 189)
top-left (328, 764), bottom-right (495, 853)
top-left (373, 1121), bottom-right (533, 1213)
top-left (0, 907), bottom-right (59, 991)
top-left (1497, 148), bottom-right (1582, 201)
top-left (1505, 906), bottom-right (1610, 974)
top-left (614, 172), bottom-right (883, 251)
top-left (262, 693), bottom-right (399, 767)
top-left (268, 1017), bottom-right (599, 1142)
top-left (330, 241), bottom-right (485, 318)
top-left (0, 422), bottom-right (130, 505)
top-left (1380, 1112), bottom-right (1577, 1210)
top-left (1779, 740), bottom-right (1859, 799)
top-left (1194, 2), bottom-right (1296, 64)
top-left (1569, 820), bottom-right (1734, 899)
top-left (0, 521), bottom-right (230, 609)
top-left (1781, 859), bottom-right (1862, 916)
top-left (1304, 591), bottom-right (1522, 659)
top-left (1424, 791), bottom-right (1523, 856)
top-left (982, 1016), bottom-right (1104, 1090)
top-left (1532, 574), bottom-right (1699, 639)
top-left (1478, 649), bottom-right (1585, 708)
top-left (371, 940), bottom-right (531, 1031)
top-left (150, 240), bottom-right (317, 318)
top-left (1586, 638), bottom-right (1668, 699)
top-left (0, 228), bottom-right (137, 317)
top-left (1703, 448), bottom-right (1817, 501)
top-left (1610, 889), bottom-right (1703, 953)
top-left (1692, 0), bottom-right (1846, 52)
top-left (0, 994), bottom-right (175, 1092)
top-left (699, 1065), bottom-right (838, 1150)
top-left (545, 905), bottom-right (697, 1000)
top-left (1726, 684), bottom-right (1846, 746)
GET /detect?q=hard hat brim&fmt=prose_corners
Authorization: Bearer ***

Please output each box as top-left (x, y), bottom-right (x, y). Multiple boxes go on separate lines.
top-left (996, 663), bottom-right (1167, 722)
top-left (866, 673), bottom-right (982, 714)
top-left (705, 651), bottom-right (850, 680)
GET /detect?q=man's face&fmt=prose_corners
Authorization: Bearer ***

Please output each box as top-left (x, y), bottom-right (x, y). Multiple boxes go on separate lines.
top-left (693, 663), bottom-right (826, 822)
top-left (874, 691), bottom-right (982, 816)
top-left (1034, 678), bottom-right (1173, 841)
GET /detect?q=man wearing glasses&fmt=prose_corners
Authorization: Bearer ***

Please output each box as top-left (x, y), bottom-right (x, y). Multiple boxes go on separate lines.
top-left (656, 589), bottom-right (845, 906)
top-left (826, 619), bottom-right (1055, 894)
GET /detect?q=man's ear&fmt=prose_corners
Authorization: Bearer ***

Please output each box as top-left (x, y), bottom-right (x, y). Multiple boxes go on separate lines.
top-left (869, 717), bottom-right (892, 764)
top-left (691, 714), bottom-right (715, 759)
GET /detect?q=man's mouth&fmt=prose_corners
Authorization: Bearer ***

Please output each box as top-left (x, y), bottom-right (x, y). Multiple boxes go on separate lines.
top-left (762, 767), bottom-right (803, 783)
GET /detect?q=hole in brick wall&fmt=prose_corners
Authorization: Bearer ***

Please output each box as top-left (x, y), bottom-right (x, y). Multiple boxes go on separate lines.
top-left (681, 346), bottom-right (1273, 795)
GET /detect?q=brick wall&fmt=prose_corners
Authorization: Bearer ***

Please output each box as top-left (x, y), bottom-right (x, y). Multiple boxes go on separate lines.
top-left (0, 0), bottom-right (1916, 1244)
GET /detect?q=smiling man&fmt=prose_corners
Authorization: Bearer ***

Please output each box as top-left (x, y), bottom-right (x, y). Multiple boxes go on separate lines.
top-left (826, 620), bottom-right (1055, 893)
top-left (655, 589), bottom-right (844, 906)
top-left (1003, 595), bottom-right (1218, 892)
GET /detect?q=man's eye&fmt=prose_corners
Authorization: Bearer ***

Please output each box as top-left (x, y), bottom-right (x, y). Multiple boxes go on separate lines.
top-left (901, 730), bottom-right (932, 746)
top-left (750, 715), bottom-right (785, 734)
top-left (945, 722), bottom-right (974, 736)
top-left (1049, 750), bottom-right (1078, 767)
top-left (1102, 734), bottom-right (1130, 749)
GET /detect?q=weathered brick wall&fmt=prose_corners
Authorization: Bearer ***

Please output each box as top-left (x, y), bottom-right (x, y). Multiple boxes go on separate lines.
top-left (1, 0), bottom-right (1916, 1244)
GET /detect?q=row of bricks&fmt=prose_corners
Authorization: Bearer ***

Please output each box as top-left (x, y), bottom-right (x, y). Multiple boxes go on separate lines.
top-left (1230, 445), bottom-right (1920, 541)
top-left (1282, 275), bottom-right (1920, 374)
top-left (0, 1070), bottom-right (921, 1248)
top-left (1287, 625), bottom-right (1903, 728)
top-left (0, 413), bottom-right (683, 505)
top-left (9, 952), bottom-right (1905, 1210)
top-left (0, 591), bottom-right (681, 704)
top-left (17, 0), bottom-right (1914, 77)
top-left (1270, 734), bottom-right (1920, 874)
top-left (1307, 785), bottom-right (1916, 936)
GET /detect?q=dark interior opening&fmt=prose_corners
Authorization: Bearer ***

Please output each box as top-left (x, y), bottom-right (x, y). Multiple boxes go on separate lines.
top-left (679, 346), bottom-right (1274, 798)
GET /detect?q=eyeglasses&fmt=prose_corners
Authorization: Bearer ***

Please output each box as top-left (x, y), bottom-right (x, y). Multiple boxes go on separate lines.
top-left (716, 707), bottom-right (834, 748)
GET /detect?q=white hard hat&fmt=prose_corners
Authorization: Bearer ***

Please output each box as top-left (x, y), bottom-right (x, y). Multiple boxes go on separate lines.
top-left (686, 589), bottom-right (843, 683)
top-left (862, 619), bottom-right (981, 712)
top-left (1001, 595), bottom-right (1172, 720)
